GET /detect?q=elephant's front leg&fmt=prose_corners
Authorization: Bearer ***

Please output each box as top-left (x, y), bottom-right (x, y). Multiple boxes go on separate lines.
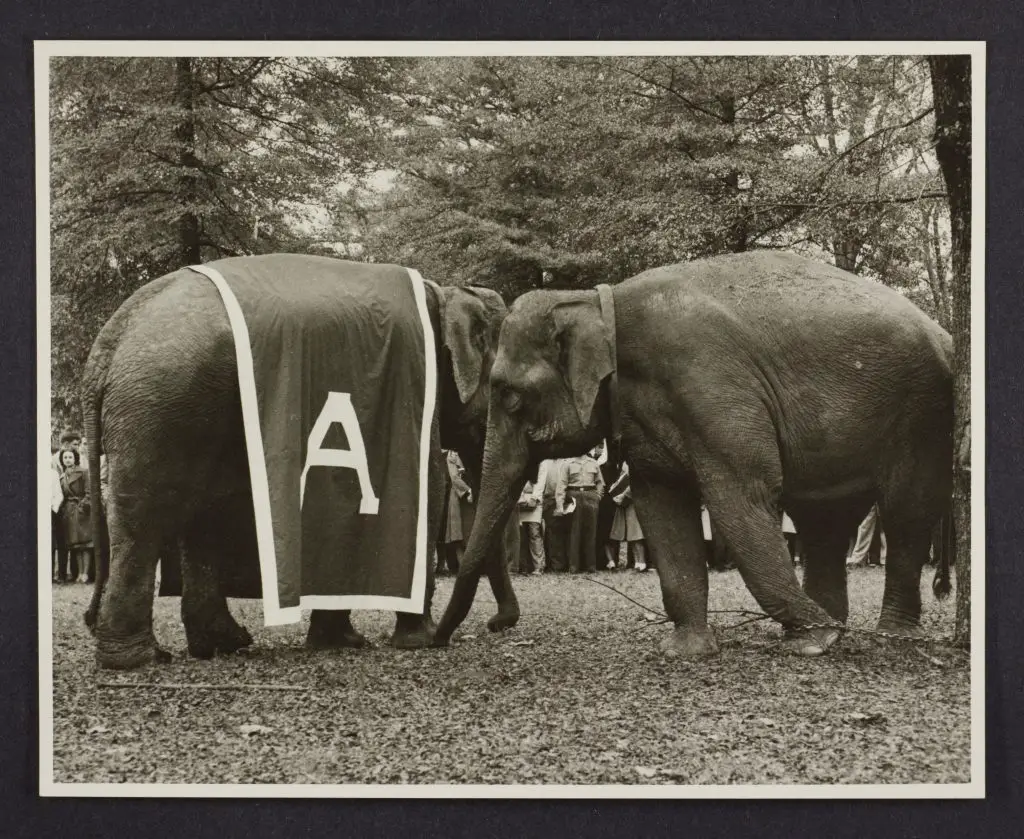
top-left (307, 610), bottom-right (369, 649)
top-left (391, 552), bottom-right (437, 648)
top-left (180, 535), bottom-right (252, 659)
top-left (631, 476), bottom-right (718, 658)
top-left (705, 490), bottom-right (842, 656)
top-left (391, 439), bottom-right (444, 649)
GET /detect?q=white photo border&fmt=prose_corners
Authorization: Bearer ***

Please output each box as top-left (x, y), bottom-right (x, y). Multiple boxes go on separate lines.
top-left (35, 39), bottom-right (987, 799)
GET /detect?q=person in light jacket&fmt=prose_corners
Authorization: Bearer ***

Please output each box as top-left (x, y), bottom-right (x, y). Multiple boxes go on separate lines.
top-left (517, 460), bottom-right (549, 574)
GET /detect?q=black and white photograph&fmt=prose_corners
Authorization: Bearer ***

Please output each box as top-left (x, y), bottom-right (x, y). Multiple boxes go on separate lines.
top-left (37, 41), bottom-right (983, 795)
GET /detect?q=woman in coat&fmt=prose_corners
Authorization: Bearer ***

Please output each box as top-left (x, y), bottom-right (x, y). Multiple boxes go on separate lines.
top-left (57, 448), bottom-right (94, 583)
top-left (438, 450), bottom-right (473, 574)
top-left (607, 462), bottom-right (646, 571)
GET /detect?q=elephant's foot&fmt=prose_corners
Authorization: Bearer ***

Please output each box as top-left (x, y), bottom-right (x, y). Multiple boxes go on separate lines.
top-left (306, 611), bottom-right (369, 650)
top-left (95, 632), bottom-right (172, 670)
top-left (660, 626), bottom-right (719, 658)
top-left (875, 618), bottom-right (926, 640)
top-left (486, 603), bottom-right (521, 633)
top-left (391, 616), bottom-right (435, 650)
top-left (781, 625), bottom-right (842, 657)
top-left (184, 608), bottom-right (253, 660)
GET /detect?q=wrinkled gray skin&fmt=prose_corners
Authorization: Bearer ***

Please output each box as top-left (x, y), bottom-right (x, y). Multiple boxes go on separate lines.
top-left (434, 251), bottom-right (953, 658)
top-left (82, 257), bottom-right (518, 670)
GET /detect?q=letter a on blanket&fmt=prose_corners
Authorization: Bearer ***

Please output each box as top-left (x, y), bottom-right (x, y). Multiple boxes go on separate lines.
top-left (189, 255), bottom-right (437, 626)
top-left (300, 391), bottom-right (380, 514)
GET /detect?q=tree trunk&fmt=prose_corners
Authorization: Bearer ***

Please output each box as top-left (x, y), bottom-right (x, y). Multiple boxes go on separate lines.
top-left (174, 58), bottom-right (202, 266)
top-left (717, 93), bottom-right (748, 253)
top-left (928, 56), bottom-right (972, 648)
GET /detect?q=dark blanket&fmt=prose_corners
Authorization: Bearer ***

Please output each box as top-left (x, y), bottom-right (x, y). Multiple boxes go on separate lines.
top-left (186, 254), bottom-right (436, 626)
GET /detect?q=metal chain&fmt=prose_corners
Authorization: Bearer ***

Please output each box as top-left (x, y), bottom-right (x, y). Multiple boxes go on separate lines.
top-left (582, 577), bottom-right (957, 645)
top-left (782, 619), bottom-right (955, 645)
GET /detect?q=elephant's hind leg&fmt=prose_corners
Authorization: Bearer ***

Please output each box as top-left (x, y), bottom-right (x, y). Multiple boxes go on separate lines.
top-left (875, 501), bottom-right (935, 637)
top-left (94, 502), bottom-right (171, 669)
top-left (876, 398), bottom-right (952, 636)
top-left (789, 497), bottom-right (873, 625)
top-left (180, 520), bottom-right (252, 659)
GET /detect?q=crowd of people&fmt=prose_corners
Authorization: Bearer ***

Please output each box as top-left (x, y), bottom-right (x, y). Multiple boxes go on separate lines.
top-left (435, 442), bottom-right (888, 577)
top-left (435, 443), bottom-right (653, 577)
top-left (49, 429), bottom-right (885, 585)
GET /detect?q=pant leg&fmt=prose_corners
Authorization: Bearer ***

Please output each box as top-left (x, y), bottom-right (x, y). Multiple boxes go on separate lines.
top-left (517, 523), bottom-right (532, 573)
top-left (848, 505), bottom-right (878, 565)
top-left (54, 512), bottom-right (69, 580)
top-left (566, 492), bottom-right (583, 573)
top-left (527, 521), bottom-right (546, 571)
top-left (82, 549), bottom-right (95, 582)
top-left (543, 499), bottom-right (568, 572)
top-left (579, 490), bottom-right (600, 573)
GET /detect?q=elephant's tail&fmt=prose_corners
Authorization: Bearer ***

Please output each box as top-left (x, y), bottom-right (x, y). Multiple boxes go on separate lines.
top-left (82, 360), bottom-right (109, 631)
top-left (932, 507), bottom-right (955, 600)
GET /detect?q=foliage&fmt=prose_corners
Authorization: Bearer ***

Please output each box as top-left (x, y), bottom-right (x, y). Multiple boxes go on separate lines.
top-left (340, 56), bottom-right (950, 317)
top-left (49, 54), bottom-right (958, 428)
top-left (49, 56), bottom-right (400, 428)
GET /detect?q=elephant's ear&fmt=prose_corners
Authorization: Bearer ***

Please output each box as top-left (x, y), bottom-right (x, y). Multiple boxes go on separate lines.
top-left (552, 295), bottom-right (615, 428)
top-left (440, 287), bottom-right (488, 404)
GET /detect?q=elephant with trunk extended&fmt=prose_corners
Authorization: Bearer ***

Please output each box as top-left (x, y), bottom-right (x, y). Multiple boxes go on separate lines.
top-left (81, 254), bottom-right (519, 670)
top-left (433, 250), bottom-right (954, 658)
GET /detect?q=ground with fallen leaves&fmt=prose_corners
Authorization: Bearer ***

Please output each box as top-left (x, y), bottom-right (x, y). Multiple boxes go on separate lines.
top-left (50, 566), bottom-right (971, 785)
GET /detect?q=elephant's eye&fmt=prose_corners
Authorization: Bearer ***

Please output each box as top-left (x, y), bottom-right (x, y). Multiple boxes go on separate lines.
top-left (502, 388), bottom-right (522, 413)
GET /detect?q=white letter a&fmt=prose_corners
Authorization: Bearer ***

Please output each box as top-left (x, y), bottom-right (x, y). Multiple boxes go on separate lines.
top-left (300, 392), bottom-right (380, 514)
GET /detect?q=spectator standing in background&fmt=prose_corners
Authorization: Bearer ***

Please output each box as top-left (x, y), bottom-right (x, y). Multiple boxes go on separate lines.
top-left (541, 458), bottom-right (569, 572)
top-left (782, 513), bottom-right (801, 564)
top-left (438, 450), bottom-right (473, 574)
top-left (848, 504), bottom-right (886, 567)
top-left (517, 460), bottom-right (549, 574)
top-left (607, 461), bottom-right (646, 571)
top-left (557, 447), bottom-right (605, 574)
top-left (51, 448), bottom-right (68, 582)
top-left (594, 441), bottom-right (619, 569)
top-left (57, 447), bottom-right (94, 583)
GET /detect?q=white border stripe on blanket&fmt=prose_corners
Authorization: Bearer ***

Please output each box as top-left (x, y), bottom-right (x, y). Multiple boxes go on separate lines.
top-left (186, 264), bottom-right (282, 620)
top-left (408, 268), bottom-right (436, 615)
top-left (191, 263), bottom-right (437, 624)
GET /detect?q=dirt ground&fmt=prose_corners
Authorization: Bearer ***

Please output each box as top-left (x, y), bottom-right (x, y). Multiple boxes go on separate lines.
top-left (49, 565), bottom-right (971, 786)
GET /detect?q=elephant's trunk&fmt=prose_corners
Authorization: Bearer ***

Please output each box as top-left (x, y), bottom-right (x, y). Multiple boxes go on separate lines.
top-left (434, 410), bottom-right (531, 643)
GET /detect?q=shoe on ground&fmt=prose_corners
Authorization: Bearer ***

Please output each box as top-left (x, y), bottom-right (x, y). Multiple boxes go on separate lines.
top-left (635, 563), bottom-right (647, 572)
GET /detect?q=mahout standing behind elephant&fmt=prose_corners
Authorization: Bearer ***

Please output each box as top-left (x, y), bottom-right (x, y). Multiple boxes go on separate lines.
top-left (433, 250), bottom-right (953, 658)
top-left (82, 254), bottom-right (517, 670)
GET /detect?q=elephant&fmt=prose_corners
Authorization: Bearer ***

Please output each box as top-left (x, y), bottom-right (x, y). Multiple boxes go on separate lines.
top-left (432, 250), bottom-right (954, 658)
top-left (81, 254), bottom-right (520, 670)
